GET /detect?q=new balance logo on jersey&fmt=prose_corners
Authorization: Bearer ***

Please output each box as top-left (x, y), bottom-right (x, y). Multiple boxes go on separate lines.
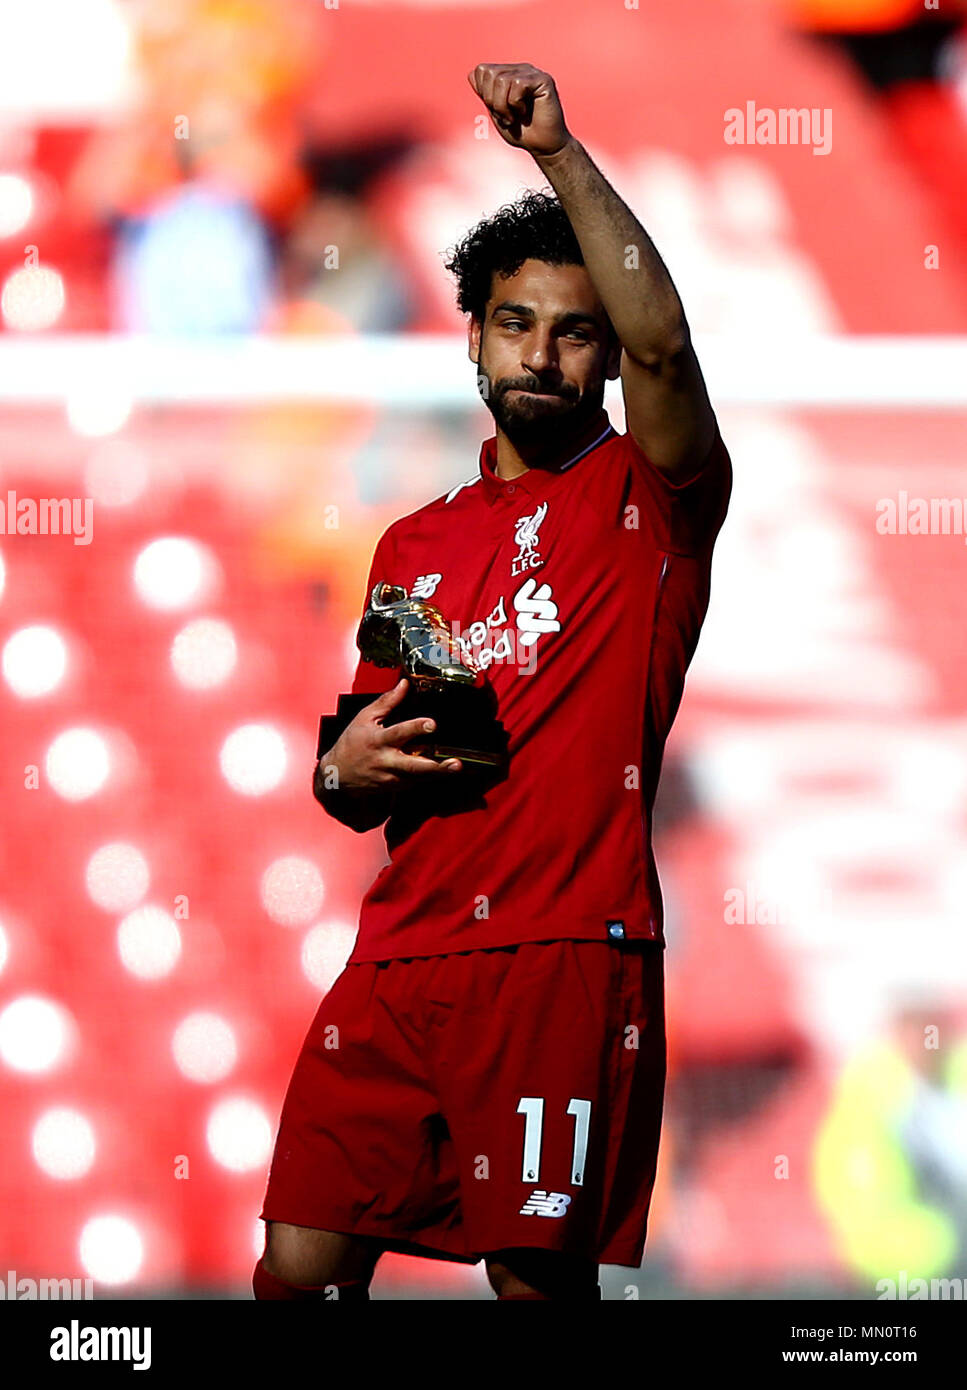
top-left (519, 1190), bottom-right (572, 1218)
top-left (410, 573), bottom-right (442, 598)
top-left (511, 502), bottom-right (548, 576)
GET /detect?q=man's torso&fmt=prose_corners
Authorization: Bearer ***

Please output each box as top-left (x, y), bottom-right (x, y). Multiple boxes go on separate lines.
top-left (346, 417), bottom-right (731, 962)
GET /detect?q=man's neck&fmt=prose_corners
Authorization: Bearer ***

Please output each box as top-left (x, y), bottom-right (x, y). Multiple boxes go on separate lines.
top-left (494, 407), bottom-right (611, 480)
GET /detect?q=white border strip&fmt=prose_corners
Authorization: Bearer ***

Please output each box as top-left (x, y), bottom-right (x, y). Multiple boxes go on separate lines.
top-left (0, 334), bottom-right (964, 407)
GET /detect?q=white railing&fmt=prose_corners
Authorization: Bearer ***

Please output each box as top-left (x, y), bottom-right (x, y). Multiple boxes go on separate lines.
top-left (0, 334), bottom-right (964, 407)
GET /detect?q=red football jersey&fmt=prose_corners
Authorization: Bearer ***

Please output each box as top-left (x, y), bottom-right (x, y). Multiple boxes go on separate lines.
top-left (344, 414), bottom-right (731, 963)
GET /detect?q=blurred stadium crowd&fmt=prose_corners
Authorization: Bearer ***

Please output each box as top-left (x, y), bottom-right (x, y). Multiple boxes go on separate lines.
top-left (0, 0), bottom-right (966, 1298)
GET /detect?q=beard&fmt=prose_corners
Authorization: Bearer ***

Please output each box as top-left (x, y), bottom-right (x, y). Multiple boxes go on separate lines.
top-left (477, 363), bottom-right (606, 453)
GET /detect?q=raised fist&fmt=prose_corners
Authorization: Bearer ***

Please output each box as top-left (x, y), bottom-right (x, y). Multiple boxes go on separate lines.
top-left (468, 63), bottom-right (571, 157)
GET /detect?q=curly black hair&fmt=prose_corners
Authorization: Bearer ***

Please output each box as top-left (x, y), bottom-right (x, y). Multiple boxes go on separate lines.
top-left (443, 189), bottom-right (614, 338)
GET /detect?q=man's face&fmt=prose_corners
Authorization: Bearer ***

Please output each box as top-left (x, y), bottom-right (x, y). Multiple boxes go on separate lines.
top-left (469, 259), bottom-right (621, 452)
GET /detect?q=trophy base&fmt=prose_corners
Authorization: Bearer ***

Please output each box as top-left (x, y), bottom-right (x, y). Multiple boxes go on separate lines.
top-left (317, 686), bottom-right (509, 772)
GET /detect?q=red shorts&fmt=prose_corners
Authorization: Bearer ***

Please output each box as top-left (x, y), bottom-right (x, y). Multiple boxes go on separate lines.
top-left (259, 937), bottom-right (666, 1268)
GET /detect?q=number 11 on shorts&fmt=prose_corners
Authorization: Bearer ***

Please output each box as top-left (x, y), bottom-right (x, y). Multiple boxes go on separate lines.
top-left (517, 1097), bottom-right (592, 1186)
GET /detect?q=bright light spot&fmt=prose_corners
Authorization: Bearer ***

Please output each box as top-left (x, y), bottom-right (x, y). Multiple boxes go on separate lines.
top-left (85, 842), bottom-right (149, 912)
top-left (1, 264), bottom-right (65, 331)
top-left (172, 618), bottom-right (237, 690)
top-left (67, 386), bottom-right (132, 438)
top-left (84, 441), bottom-right (149, 507)
top-left (172, 1012), bottom-right (237, 1084)
top-left (261, 856), bottom-right (324, 927)
top-left (0, 920), bottom-right (7, 974)
top-left (79, 1215), bottom-right (143, 1286)
top-left (220, 723), bottom-right (287, 795)
top-left (133, 536), bottom-right (215, 611)
top-left (0, 995), bottom-right (70, 1073)
top-left (0, 1), bottom-right (134, 120)
top-left (117, 905), bottom-right (181, 980)
top-left (0, 174), bottom-right (33, 238)
top-left (206, 1097), bottom-right (272, 1173)
top-left (301, 921), bottom-right (356, 992)
top-left (32, 1107), bottom-right (96, 1180)
top-left (46, 727), bottom-right (110, 801)
top-left (253, 1217), bottom-right (266, 1259)
top-left (2, 624), bottom-right (67, 697)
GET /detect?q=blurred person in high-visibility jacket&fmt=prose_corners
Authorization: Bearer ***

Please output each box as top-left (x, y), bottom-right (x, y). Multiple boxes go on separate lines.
top-left (814, 998), bottom-right (967, 1286)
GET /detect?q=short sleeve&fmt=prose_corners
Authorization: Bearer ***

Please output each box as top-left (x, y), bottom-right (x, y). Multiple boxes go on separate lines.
top-left (349, 525), bottom-right (403, 696)
top-left (622, 424), bottom-right (732, 556)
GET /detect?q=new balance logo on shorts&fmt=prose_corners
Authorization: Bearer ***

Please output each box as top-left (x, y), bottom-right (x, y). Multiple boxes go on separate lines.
top-left (519, 1190), bottom-right (572, 1218)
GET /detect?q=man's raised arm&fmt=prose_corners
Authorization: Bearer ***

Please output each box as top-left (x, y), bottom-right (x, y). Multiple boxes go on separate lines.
top-left (468, 62), bottom-right (717, 479)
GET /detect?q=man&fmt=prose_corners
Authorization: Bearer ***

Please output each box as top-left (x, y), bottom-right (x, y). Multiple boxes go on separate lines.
top-left (254, 63), bottom-right (731, 1301)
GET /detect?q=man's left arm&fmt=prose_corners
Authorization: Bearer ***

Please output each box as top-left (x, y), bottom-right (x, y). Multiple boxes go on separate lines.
top-left (469, 62), bottom-right (717, 480)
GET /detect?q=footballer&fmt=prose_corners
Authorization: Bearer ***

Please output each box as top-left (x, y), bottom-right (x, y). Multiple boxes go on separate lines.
top-left (254, 63), bottom-right (731, 1301)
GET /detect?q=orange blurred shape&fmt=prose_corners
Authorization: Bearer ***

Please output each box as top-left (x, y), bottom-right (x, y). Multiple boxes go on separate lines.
top-left (785, 0), bottom-right (942, 31)
top-left (136, 0), bottom-right (321, 108)
top-left (269, 299), bottom-right (355, 335)
top-left (68, 0), bottom-right (324, 223)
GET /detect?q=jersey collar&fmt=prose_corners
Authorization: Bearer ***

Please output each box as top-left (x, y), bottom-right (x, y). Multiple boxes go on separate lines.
top-left (477, 416), bottom-right (616, 505)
